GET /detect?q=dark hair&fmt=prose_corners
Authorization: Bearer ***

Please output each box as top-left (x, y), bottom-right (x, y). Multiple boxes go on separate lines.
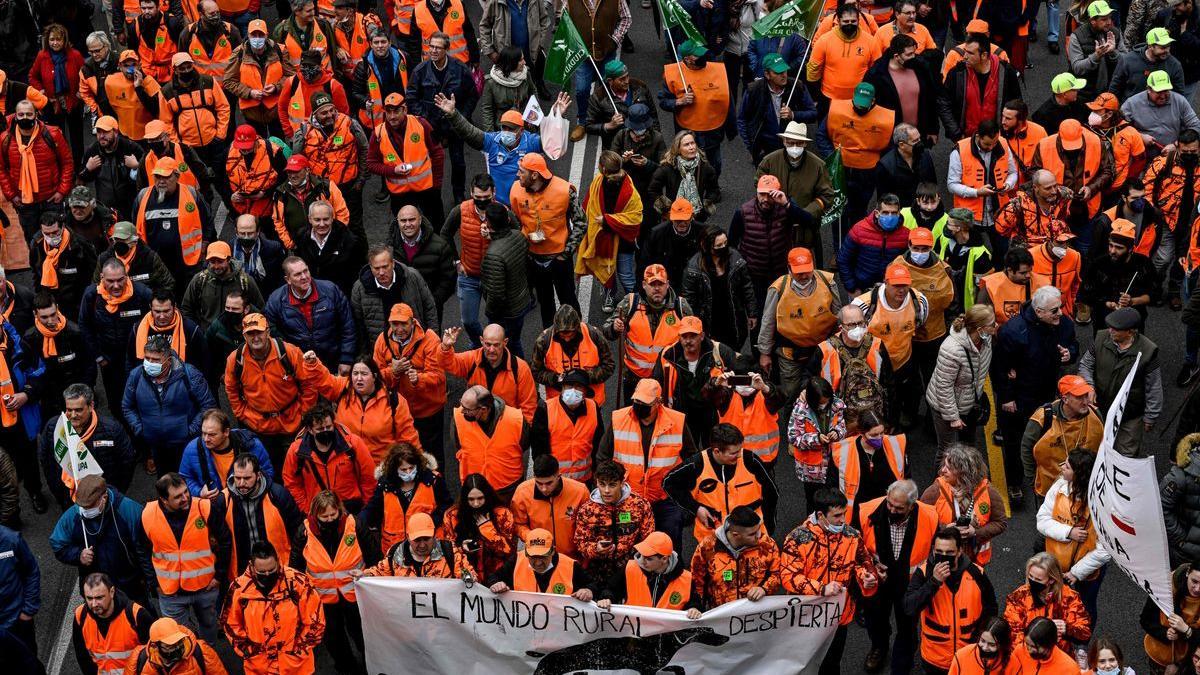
top-left (40, 210), bottom-right (64, 227)
top-left (472, 173), bottom-right (496, 192)
top-left (351, 356), bottom-right (382, 392)
top-left (934, 525), bottom-right (963, 549)
top-left (154, 472), bottom-right (187, 500)
top-left (976, 118), bottom-right (1000, 138)
top-left (485, 203), bottom-right (512, 231)
top-left (232, 452), bottom-right (261, 473)
top-left (32, 290), bottom-right (56, 311)
top-left (303, 400), bottom-right (336, 429)
top-left (914, 182), bottom-right (939, 200)
top-left (532, 454), bottom-right (560, 478)
top-left (710, 423), bottom-right (744, 448)
top-left (496, 45), bottom-right (524, 77)
top-left (1004, 246), bottom-right (1034, 271)
top-left (857, 409), bottom-right (884, 432)
top-left (1180, 129), bottom-right (1200, 146)
top-left (382, 442), bottom-right (427, 479)
top-left (964, 33), bottom-right (991, 54)
top-left (455, 473), bottom-right (500, 542)
top-left (980, 617), bottom-right (1013, 659)
top-left (150, 288), bottom-right (174, 306)
top-left (594, 459), bottom-right (625, 483)
top-left (887, 33), bottom-right (917, 58)
top-left (201, 408), bottom-right (230, 430)
top-left (1066, 448), bottom-right (1097, 520)
top-left (836, 3), bottom-right (859, 18)
top-left (879, 193), bottom-right (901, 207)
top-left (727, 505), bottom-right (762, 529)
top-left (1123, 177), bottom-right (1145, 194)
top-left (82, 572), bottom-right (114, 590)
top-left (1026, 617), bottom-right (1058, 649)
top-left (1003, 99), bottom-right (1029, 120)
top-left (250, 540), bottom-right (278, 561)
top-left (805, 377), bottom-right (834, 410)
top-left (1088, 638), bottom-right (1125, 670)
top-left (812, 488), bottom-right (848, 515)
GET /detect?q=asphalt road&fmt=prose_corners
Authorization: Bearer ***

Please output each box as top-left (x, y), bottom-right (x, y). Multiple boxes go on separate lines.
top-left (23, 2), bottom-right (1187, 673)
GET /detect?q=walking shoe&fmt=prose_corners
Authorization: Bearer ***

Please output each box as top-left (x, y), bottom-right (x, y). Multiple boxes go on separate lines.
top-left (1178, 363), bottom-right (1200, 387)
top-left (992, 429), bottom-right (1003, 445)
top-left (1172, 296), bottom-right (1184, 311)
top-left (1048, 41), bottom-right (1059, 54)
top-left (570, 125), bottom-right (587, 142)
top-left (864, 647), bottom-right (887, 672)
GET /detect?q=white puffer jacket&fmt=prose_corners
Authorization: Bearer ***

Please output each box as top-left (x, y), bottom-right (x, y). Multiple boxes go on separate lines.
top-left (925, 327), bottom-right (992, 421)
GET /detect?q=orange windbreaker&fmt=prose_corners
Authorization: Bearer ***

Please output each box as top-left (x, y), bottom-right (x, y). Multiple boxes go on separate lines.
top-left (440, 345), bottom-right (538, 423)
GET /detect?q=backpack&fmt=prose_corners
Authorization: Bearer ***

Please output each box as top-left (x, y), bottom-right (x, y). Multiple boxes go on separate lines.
top-left (835, 337), bottom-right (885, 421)
top-left (134, 646), bottom-right (208, 674)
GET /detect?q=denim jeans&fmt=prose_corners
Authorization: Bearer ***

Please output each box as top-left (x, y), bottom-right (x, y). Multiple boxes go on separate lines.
top-left (574, 52), bottom-right (617, 124)
top-left (1047, 0), bottom-right (1060, 42)
top-left (159, 587), bottom-right (220, 643)
top-left (617, 252), bottom-right (637, 296)
top-left (457, 273), bottom-right (484, 347)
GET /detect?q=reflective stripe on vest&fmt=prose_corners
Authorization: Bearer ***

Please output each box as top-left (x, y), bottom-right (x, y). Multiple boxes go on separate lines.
top-left (376, 118), bottom-right (434, 192)
top-left (142, 498), bottom-right (216, 593)
top-left (832, 434), bottom-right (905, 508)
top-left (952, 136), bottom-right (1012, 222)
top-left (546, 397), bottom-right (598, 482)
top-left (303, 518), bottom-right (364, 603)
top-left (135, 185), bottom-right (204, 266)
top-left (543, 324), bottom-right (605, 405)
top-left (77, 603), bottom-right (143, 675)
top-left (690, 449), bottom-right (763, 542)
top-left (610, 407), bottom-right (685, 502)
top-left (188, 25), bottom-right (234, 77)
top-left (718, 391), bottom-right (779, 463)
top-left (623, 295), bottom-right (682, 377)
top-left (454, 404), bottom-right (525, 488)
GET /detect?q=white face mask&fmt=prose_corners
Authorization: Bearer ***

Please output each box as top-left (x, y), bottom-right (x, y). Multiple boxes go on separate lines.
top-left (735, 385), bottom-right (756, 396)
top-left (44, 234), bottom-right (62, 247)
top-left (846, 326), bottom-right (868, 342)
top-left (786, 146), bottom-right (805, 159)
top-left (1051, 245), bottom-right (1068, 258)
top-left (560, 388), bottom-right (584, 407)
top-left (398, 468), bottom-right (417, 482)
top-left (1087, 111), bottom-right (1104, 127)
top-left (248, 36), bottom-right (267, 50)
top-left (909, 250), bottom-right (930, 265)
top-left (80, 503), bottom-right (103, 519)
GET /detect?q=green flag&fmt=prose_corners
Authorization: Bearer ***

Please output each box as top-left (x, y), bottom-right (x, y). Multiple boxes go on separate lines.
top-left (658, 0), bottom-right (707, 47)
top-left (545, 12), bottom-right (589, 86)
top-left (751, 0), bottom-right (824, 39)
top-left (820, 148), bottom-right (847, 229)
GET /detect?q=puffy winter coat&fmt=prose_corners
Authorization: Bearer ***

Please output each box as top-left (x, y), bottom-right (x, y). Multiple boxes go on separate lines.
top-left (926, 326), bottom-right (992, 421)
top-left (388, 220), bottom-right (457, 308)
top-left (349, 262), bottom-right (438, 346)
top-left (78, 281), bottom-right (153, 364)
top-left (680, 249), bottom-right (758, 349)
top-left (1163, 435), bottom-right (1200, 563)
top-left (480, 225), bottom-right (532, 320)
top-left (263, 279), bottom-right (357, 367)
top-left (178, 429), bottom-right (275, 495)
top-left (121, 357), bottom-right (216, 448)
top-left (50, 487), bottom-right (151, 593)
top-left (836, 212), bottom-right (911, 293)
top-left (0, 524), bottom-right (37, 632)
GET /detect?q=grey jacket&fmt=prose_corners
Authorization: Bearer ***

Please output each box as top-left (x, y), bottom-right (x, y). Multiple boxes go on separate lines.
top-left (1121, 90), bottom-right (1200, 146)
top-left (925, 327), bottom-right (992, 421)
top-left (478, 0), bottom-right (553, 60)
top-left (1068, 21), bottom-right (1128, 97)
top-left (1108, 47), bottom-right (1186, 101)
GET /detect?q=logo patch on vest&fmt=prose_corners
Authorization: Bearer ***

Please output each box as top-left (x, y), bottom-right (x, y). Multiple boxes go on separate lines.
top-left (697, 478), bottom-right (719, 494)
top-left (194, 517), bottom-right (206, 529)
top-left (722, 569), bottom-right (734, 582)
top-left (618, 511), bottom-right (631, 524)
top-left (156, 35), bottom-right (165, 44)
top-left (184, 202), bottom-right (196, 213)
top-left (368, 81), bottom-right (378, 90)
top-left (386, 153), bottom-right (397, 162)
top-left (333, 135), bottom-right (344, 145)
top-left (552, 583), bottom-right (566, 594)
top-left (344, 534), bottom-right (356, 546)
top-left (192, 48), bottom-right (202, 55)
top-left (178, 162), bottom-right (188, 173)
top-left (665, 315), bottom-right (676, 325)
top-left (218, 37), bottom-right (228, 47)
top-left (978, 503), bottom-right (989, 515)
top-left (669, 591), bottom-right (682, 605)
top-left (410, 133), bottom-right (421, 143)
top-left (450, 10), bottom-right (461, 18)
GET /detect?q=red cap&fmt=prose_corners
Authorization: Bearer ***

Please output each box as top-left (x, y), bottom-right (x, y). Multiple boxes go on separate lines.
top-left (884, 263), bottom-right (912, 285)
top-left (233, 124), bottom-right (258, 151)
top-left (909, 227), bottom-right (934, 247)
top-left (1058, 119), bottom-right (1084, 150)
top-left (787, 247), bottom-right (814, 274)
top-left (519, 153), bottom-right (552, 179)
top-left (1058, 374), bottom-right (1093, 397)
top-left (286, 155), bottom-right (309, 172)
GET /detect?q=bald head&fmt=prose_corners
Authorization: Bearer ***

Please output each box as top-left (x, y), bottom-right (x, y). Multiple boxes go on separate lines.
top-left (235, 214), bottom-right (259, 238)
top-left (839, 305), bottom-right (864, 325)
top-left (398, 205), bottom-right (422, 239)
top-left (480, 324), bottom-right (508, 366)
top-left (460, 385), bottom-right (492, 422)
top-left (1033, 169), bottom-right (1056, 189)
top-left (199, 0), bottom-right (219, 16)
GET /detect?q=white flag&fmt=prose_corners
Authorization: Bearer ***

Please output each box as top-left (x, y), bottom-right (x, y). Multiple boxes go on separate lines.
top-left (523, 95), bottom-right (544, 126)
top-left (53, 413), bottom-right (104, 483)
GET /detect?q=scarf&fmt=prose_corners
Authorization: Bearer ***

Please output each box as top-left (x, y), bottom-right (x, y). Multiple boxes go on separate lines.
top-left (76, 409), bottom-right (98, 442)
top-left (35, 311), bottom-right (65, 356)
top-left (135, 310), bottom-right (187, 360)
top-left (98, 279), bottom-right (134, 313)
top-left (488, 65), bottom-right (528, 88)
top-left (576, 174), bottom-right (642, 286)
top-left (233, 240), bottom-right (266, 280)
top-left (50, 50), bottom-right (70, 95)
top-left (14, 126), bottom-right (40, 203)
top-left (962, 55), bottom-right (1001, 138)
top-left (676, 156), bottom-right (702, 210)
top-left (115, 242), bottom-right (137, 272)
top-left (40, 227), bottom-right (71, 289)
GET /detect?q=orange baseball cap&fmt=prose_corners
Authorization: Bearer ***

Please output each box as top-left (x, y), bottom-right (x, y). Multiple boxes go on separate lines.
top-left (206, 241), bottom-right (231, 260)
top-left (885, 263), bottom-right (912, 285)
top-left (519, 152), bottom-right (552, 179)
top-left (241, 313), bottom-right (269, 334)
top-left (524, 528), bottom-right (554, 556)
top-left (1087, 92), bottom-right (1119, 112)
top-left (1058, 374), bottom-right (1093, 397)
top-left (787, 247), bottom-right (814, 274)
top-left (757, 174), bottom-right (781, 193)
top-left (500, 110), bottom-right (524, 127)
top-left (1110, 217), bottom-right (1136, 240)
top-left (150, 157), bottom-right (179, 176)
top-left (909, 227), bottom-right (934, 247)
top-left (643, 263), bottom-right (668, 284)
top-left (247, 18), bottom-right (269, 34)
top-left (94, 116), bottom-right (118, 132)
top-left (631, 378), bottom-right (662, 404)
top-left (143, 119), bottom-right (169, 139)
top-left (383, 92), bottom-right (405, 107)
top-left (119, 49), bottom-right (138, 63)
top-left (149, 618), bottom-right (189, 646)
top-left (407, 512), bottom-right (436, 539)
top-left (389, 303), bottom-right (414, 322)
top-left (634, 531), bottom-right (674, 557)
top-left (1058, 119), bottom-right (1084, 150)
top-left (677, 316), bottom-right (703, 335)
top-left (669, 197), bottom-right (694, 220)
top-left (965, 18), bottom-right (989, 33)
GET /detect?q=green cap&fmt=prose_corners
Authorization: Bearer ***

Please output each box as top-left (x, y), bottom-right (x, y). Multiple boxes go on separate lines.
top-left (1087, 0), bottom-right (1114, 16)
top-left (947, 207), bottom-right (975, 224)
top-left (679, 40), bottom-right (707, 58)
top-left (1147, 69), bottom-right (1174, 92)
top-left (762, 53), bottom-right (789, 74)
top-left (1050, 72), bottom-right (1087, 94)
top-left (851, 82), bottom-right (876, 108)
top-left (1147, 27), bottom-right (1175, 45)
top-left (603, 59), bottom-right (628, 79)
top-left (111, 221), bottom-right (137, 242)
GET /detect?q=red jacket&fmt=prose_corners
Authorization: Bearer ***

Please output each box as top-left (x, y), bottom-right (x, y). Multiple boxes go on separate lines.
top-left (276, 74), bottom-right (350, 139)
top-left (0, 122), bottom-right (73, 203)
top-left (29, 48), bottom-right (86, 113)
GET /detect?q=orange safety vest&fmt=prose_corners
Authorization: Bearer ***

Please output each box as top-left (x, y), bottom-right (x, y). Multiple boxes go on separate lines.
top-left (76, 603), bottom-right (144, 675)
top-left (511, 177), bottom-right (573, 257)
top-left (690, 449), bottom-right (764, 542)
top-left (335, 14), bottom-right (371, 70)
top-left (831, 434), bottom-right (905, 508)
top-left (953, 136), bottom-right (1012, 221)
top-left (978, 271), bottom-right (1029, 326)
top-left (287, 79), bottom-right (316, 133)
top-left (144, 144), bottom-right (199, 189)
top-left (454, 404), bottom-right (525, 489)
top-left (1044, 487), bottom-right (1097, 575)
top-left (718, 391), bottom-right (779, 464)
top-left (858, 496), bottom-right (939, 573)
top-left (902, 258), bottom-right (954, 342)
top-left (1102, 204), bottom-right (1156, 257)
top-left (237, 59), bottom-right (286, 111)
top-left (381, 483), bottom-right (437, 553)
top-left (376, 118), bottom-right (434, 193)
top-left (770, 272), bottom-right (838, 354)
top-left (223, 488), bottom-right (291, 578)
top-left (142, 499), bottom-right (217, 594)
top-left (817, 337), bottom-right (884, 392)
top-left (304, 113), bottom-right (360, 184)
top-left (282, 27), bottom-right (331, 69)
top-left (624, 559), bottom-right (692, 609)
top-left (226, 141), bottom-right (277, 217)
top-left (1037, 131), bottom-right (1103, 217)
top-left (303, 518), bottom-right (364, 603)
top-left (622, 294), bottom-right (682, 378)
top-left (1006, 122), bottom-right (1048, 181)
top-left (542, 325), bottom-right (605, 404)
top-left (827, 98), bottom-right (895, 170)
top-left (661, 62), bottom-right (730, 133)
top-left (610, 406), bottom-right (685, 503)
top-left (1107, 122), bottom-right (1144, 189)
top-left (135, 186), bottom-right (204, 266)
top-left (187, 25), bottom-right (234, 77)
top-left (919, 561), bottom-right (987, 668)
top-left (1030, 244), bottom-right (1082, 317)
top-left (165, 85), bottom-right (224, 147)
top-left (134, 19), bottom-right (177, 83)
top-left (357, 54), bottom-right (409, 129)
top-left (861, 289), bottom-right (918, 370)
top-left (122, 0), bottom-right (168, 23)
top-left (932, 477), bottom-right (995, 565)
top-left (513, 553), bottom-right (576, 594)
top-left (413, 0), bottom-right (470, 63)
top-left (545, 396), bottom-right (599, 482)
top-left (392, 0), bottom-right (417, 35)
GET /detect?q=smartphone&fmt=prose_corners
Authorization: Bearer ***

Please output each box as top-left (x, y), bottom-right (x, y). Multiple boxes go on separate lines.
top-left (955, 516), bottom-right (971, 527)
top-left (727, 374), bottom-right (753, 387)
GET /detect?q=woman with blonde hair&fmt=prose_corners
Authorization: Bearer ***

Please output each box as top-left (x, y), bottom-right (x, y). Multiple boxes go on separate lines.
top-left (927, 303), bottom-right (998, 453)
top-left (921, 443), bottom-right (1008, 567)
top-left (359, 442), bottom-right (452, 555)
top-left (1003, 551), bottom-right (1093, 653)
top-left (648, 131), bottom-right (721, 223)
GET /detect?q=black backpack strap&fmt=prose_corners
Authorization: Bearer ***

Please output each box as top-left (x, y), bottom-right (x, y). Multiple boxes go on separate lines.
top-left (439, 539), bottom-right (455, 568)
top-left (1040, 402), bottom-right (1056, 437)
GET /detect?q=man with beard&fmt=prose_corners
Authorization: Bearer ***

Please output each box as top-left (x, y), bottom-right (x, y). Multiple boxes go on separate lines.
top-left (1079, 219), bottom-right (1158, 332)
top-left (948, 119), bottom-right (1019, 242)
top-left (1000, 99), bottom-right (1048, 183)
top-left (1144, 130), bottom-right (1200, 305)
top-left (77, 116), bottom-right (143, 217)
top-left (901, 183), bottom-right (947, 233)
top-left (133, 158), bottom-right (216, 293)
top-left (1086, 93), bottom-right (1147, 198)
top-left (642, 199), bottom-right (710, 292)
top-left (124, 0), bottom-right (183, 84)
top-left (0, 101), bottom-right (73, 239)
top-left (293, 92), bottom-right (369, 243)
top-left (368, 92), bottom-right (446, 220)
top-left (71, 573), bottom-right (154, 675)
top-left (939, 35), bottom-right (1021, 143)
top-left (181, 242), bottom-right (265, 331)
top-left (209, 454), bottom-right (304, 580)
top-left (1109, 28), bottom-right (1185, 100)
top-left (201, 293), bottom-right (252, 403)
top-left (1090, 179), bottom-right (1163, 269)
top-left (94, 221), bottom-right (175, 297)
top-left (510, 154), bottom-right (584, 329)
top-left (277, 48), bottom-right (350, 141)
top-left (177, 1), bottom-right (242, 81)
top-left (995, 169), bottom-right (1074, 250)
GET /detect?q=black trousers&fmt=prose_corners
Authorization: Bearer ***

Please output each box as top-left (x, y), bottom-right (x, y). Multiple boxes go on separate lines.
top-left (337, 180), bottom-right (366, 244)
top-left (322, 599), bottom-right (366, 675)
top-left (414, 411), bottom-right (445, 470)
top-left (818, 624), bottom-right (848, 675)
top-left (998, 403), bottom-right (1037, 489)
top-left (0, 426), bottom-right (40, 498)
top-left (529, 256), bottom-right (579, 328)
top-left (864, 580), bottom-right (917, 675)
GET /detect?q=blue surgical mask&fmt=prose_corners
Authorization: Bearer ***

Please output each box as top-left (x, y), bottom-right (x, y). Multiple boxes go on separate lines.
top-left (143, 361), bottom-right (164, 377)
top-left (124, 65), bottom-right (137, 77)
top-left (249, 36), bottom-right (266, 50)
top-left (1097, 669), bottom-right (1120, 675)
top-left (1128, 197), bottom-right (1146, 213)
top-left (560, 388), bottom-right (584, 407)
top-left (824, 520), bottom-right (845, 534)
top-left (497, 130), bottom-right (517, 147)
top-left (398, 468), bottom-right (417, 482)
top-left (878, 213), bottom-right (902, 231)
top-left (909, 250), bottom-right (930, 265)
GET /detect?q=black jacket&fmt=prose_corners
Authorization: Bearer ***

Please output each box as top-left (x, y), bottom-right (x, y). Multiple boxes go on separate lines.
top-left (21, 319), bottom-right (96, 409)
top-left (1031, 98), bottom-right (1091, 135)
top-left (293, 225), bottom-right (366, 296)
top-left (388, 220), bottom-right (457, 307)
top-left (901, 555), bottom-right (998, 619)
top-left (648, 160), bottom-right (722, 223)
top-left (736, 77), bottom-right (818, 159)
top-left (76, 136), bottom-right (145, 217)
top-left (78, 281), bottom-right (152, 365)
top-left (680, 249), bottom-right (758, 348)
top-left (990, 303), bottom-right (1079, 412)
top-left (210, 478), bottom-right (305, 576)
top-left (0, 284), bottom-right (34, 337)
top-left (938, 60), bottom-right (1022, 141)
top-left (1157, 5), bottom-right (1200, 83)
top-left (586, 78), bottom-right (660, 148)
top-left (38, 412), bottom-right (134, 509)
top-left (662, 448), bottom-right (778, 533)
top-left (876, 148), bottom-right (938, 206)
top-left (30, 228), bottom-right (98, 316)
top-left (865, 57), bottom-right (941, 140)
top-left (94, 244), bottom-right (175, 296)
top-left (640, 221), bottom-right (709, 290)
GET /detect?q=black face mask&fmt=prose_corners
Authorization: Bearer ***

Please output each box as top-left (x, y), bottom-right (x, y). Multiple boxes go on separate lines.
top-left (220, 311), bottom-right (242, 329)
top-left (1182, 152), bottom-right (1200, 167)
top-left (713, 247), bottom-right (730, 263)
top-left (314, 429), bottom-right (336, 446)
top-left (978, 647), bottom-right (999, 663)
top-left (1028, 578), bottom-right (1048, 604)
top-left (14, 118), bottom-right (35, 130)
top-left (692, 57), bottom-right (708, 68)
top-left (318, 519), bottom-right (340, 535)
top-left (237, 237), bottom-right (257, 249)
top-left (148, 141), bottom-right (168, 156)
top-left (472, 198), bottom-right (491, 212)
top-left (301, 66), bottom-right (321, 81)
top-left (933, 553), bottom-right (956, 569)
top-left (632, 401), bottom-right (654, 420)
top-left (254, 571), bottom-right (279, 591)
top-left (113, 242), bottom-right (131, 256)
top-left (176, 70), bottom-right (196, 84)
top-left (840, 24), bottom-right (859, 38)
top-left (158, 645), bottom-right (185, 667)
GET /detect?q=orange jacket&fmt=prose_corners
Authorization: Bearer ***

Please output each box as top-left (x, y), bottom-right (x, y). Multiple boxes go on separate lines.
top-left (282, 426), bottom-right (379, 511)
top-left (1002, 584), bottom-right (1092, 653)
top-left (807, 29), bottom-right (882, 100)
top-left (440, 345), bottom-right (537, 423)
top-left (309, 361), bottom-right (423, 462)
top-left (827, 99), bottom-right (895, 170)
top-left (1010, 645), bottom-right (1083, 674)
top-left (224, 338), bottom-right (320, 435)
top-left (509, 476), bottom-right (589, 558)
top-left (364, 539), bottom-right (477, 579)
top-left (159, 78), bottom-right (232, 147)
top-left (779, 517), bottom-right (878, 624)
top-left (221, 566), bottom-right (325, 675)
top-left (124, 636), bottom-right (227, 675)
top-left (689, 529), bottom-right (780, 609)
top-left (947, 644), bottom-right (1023, 675)
top-left (372, 323), bottom-right (447, 419)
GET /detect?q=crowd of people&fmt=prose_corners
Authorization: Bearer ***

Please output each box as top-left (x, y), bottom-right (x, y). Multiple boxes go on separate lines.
top-left (0, 0), bottom-right (1199, 671)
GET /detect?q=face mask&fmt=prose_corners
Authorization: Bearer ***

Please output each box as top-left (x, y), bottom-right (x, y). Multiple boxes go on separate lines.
top-left (472, 198), bottom-right (491, 212)
top-left (1096, 669), bottom-right (1120, 675)
top-left (123, 65), bottom-right (137, 77)
top-left (1182, 152), bottom-right (1200, 167)
top-left (846, 326), bottom-right (867, 342)
top-left (497, 130), bottom-right (517, 147)
top-left (44, 234), bottom-right (62, 247)
top-left (14, 118), bottom-right (35, 130)
top-left (735, 385), bottom-right (756, 396)
top-left (176, 69), bottom-right (196, 83)
top-left (143, 361), bottom-right (164, 377)
top-left (314, 429), bottom-right (336, 445)
top-left (158, 646), bottom-right (184, 667)
top-left (560, 388), bottom-right (584, 407)
top-left (1051, 245), bottom-right (1068, 258)
top-left (1128, 197), bottom-right (1147, 213)
top-left (823, 520), bottom-right (845, 534)
top-left (841, 24), bottom-right (859, 37)
top-left (80, 504), bottom-right (104, 519)
top-left (318, 519), bottom-right (339, 534)
top-left (1087, 112), bottom-right (1104, 127)
top-left (113, 242), bottom-right (131, 256)
top-left (301, 66), bottom-right (320, 81)
top-left (249, 36), bottom-right (266, 50)
top-left (254, 572), bottom-right (279, 591)
top-left (632, 401), bottom-right (654, 420)
top-left (786, 145), bottom-right (805, 159)
top-left (877, 213), bottom-right (901, 231)
top-left (978, 648), bottom-right (999, 663)
top-left (866, 436), bottom-right (884, 449)
top-left (980, 332), bottom-right (992, 346)
top-left (398, 468), bottom-right (418, 482)
top-left (1028, 578), bottom-right (1048, 604)
top-left (692, 57), bottom-right (709, 68)
top-left (203, 16), bottom-right (221, 27)
top-left (910, 250), bottom-right (930, 265)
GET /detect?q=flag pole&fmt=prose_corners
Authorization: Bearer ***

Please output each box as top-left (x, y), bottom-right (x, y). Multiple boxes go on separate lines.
top-left (589, 55), bottom-right (619, 110)
top-left (786, 35), bottom-right (816, 103)
top-left (656, 0), bottom-right (689, 83)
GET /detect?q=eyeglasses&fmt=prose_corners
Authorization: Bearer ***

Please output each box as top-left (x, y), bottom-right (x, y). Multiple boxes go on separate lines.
top-left (841, 321), bottom-right (866, 329)
top-left (1038, 305), bottom-right (1063, 314)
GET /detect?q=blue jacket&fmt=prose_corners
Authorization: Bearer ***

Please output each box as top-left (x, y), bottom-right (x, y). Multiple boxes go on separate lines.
top-left (991, 303), bottom-right (1080, 412)
top-left (179, 429), bottom-right (275, 495)
top-left (836, 212), bottom-right (913, 293)
top-left (263, 280), bottom-right (357, 366)
top-left (78, 281), bottom-right (153, 366)
top-left (0, 321), bottom-right (44, 440)
top-left (736, 77), bottom-right (817, 156)
top-left (0, 525), bottom-right (38, 630)
top-left (682, 0), bottom-right (730, 53)
top-left (50, 487), bottom-right (152, 592)
top-left (481, 131), bottom-right (542, 207)
top-left (121, 358), bottom-right (216, 448)
top-left (748, 36), bottom-right (809, 78)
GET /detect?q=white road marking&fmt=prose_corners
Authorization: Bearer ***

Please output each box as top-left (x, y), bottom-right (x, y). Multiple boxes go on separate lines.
top-left (566, 135), bottom-right (599, 326)
top-left (49, 585), bottom-right (81, 675)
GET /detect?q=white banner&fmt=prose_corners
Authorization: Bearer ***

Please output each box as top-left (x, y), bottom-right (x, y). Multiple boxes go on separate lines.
top-left (1086, 353), bottom-right (1174, 614)
top-left (52, 413), bottom-right (103, 482)
top-left (357, 577), bottom-right (844, 674)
